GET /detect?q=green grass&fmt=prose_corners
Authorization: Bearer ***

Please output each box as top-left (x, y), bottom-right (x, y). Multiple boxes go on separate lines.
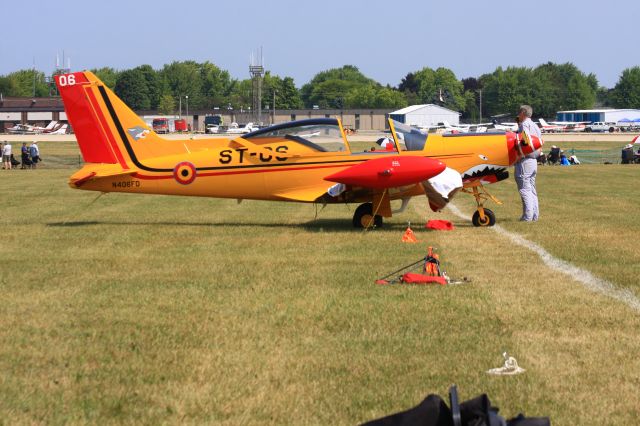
top-left (1, 141), bottom-right (639, 424)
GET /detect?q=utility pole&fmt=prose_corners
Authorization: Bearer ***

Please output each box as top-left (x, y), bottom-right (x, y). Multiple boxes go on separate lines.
top-left (32, 57), bottom-right (36, 97)
top-left (478, 89), bottom-right (482, 124)
top-left (249, 47), bottom-right (265, 125)
top-left (272, 90), bottom-right (276, 124)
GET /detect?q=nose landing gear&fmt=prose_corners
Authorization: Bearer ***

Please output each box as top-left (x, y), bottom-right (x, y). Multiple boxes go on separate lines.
top-left (463, 184), bottom-right (501, 227)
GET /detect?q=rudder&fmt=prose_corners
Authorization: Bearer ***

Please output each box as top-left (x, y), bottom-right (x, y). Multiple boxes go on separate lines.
top-left (55, 71), bottom-right (155, 168)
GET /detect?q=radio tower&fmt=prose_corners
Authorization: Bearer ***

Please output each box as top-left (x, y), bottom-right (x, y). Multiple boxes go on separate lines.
top-left (249, 48), bottom-right (265, 125)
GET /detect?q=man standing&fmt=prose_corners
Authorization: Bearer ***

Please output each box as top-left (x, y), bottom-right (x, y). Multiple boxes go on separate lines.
top-left (29, 141), bottom-right (40, 169)
top-left (515, 105), bottom-right (541, 221)
top-left (21, 142), bottom-right (29, 169)
top-left (2, 141), bottom-right (12, 170)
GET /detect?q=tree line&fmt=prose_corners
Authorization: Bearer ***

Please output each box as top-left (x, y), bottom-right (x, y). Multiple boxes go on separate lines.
top-left (2, 61), bottom-right (640, 119)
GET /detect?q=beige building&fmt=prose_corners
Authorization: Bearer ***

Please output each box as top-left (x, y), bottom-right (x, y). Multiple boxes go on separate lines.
top-left (1, 96), bottom-right (394, 133)
top-left (0, 97), bottom-right (67, 131)
top-left (139, 108), bottom-right (394, 132)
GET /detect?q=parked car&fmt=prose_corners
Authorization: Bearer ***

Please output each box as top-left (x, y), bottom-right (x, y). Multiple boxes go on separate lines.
top-left (585, 122), bottom-right (616, 133)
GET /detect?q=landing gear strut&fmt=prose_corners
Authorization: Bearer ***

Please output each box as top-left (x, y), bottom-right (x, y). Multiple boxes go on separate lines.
top-left (463, 184), bottom-right (501, 227)
top-left (353, 202), bottom-right (383, 228)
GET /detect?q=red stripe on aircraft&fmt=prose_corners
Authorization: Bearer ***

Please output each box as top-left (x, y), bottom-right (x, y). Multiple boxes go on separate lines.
top-left (85, 88), bottom-right (130, 169)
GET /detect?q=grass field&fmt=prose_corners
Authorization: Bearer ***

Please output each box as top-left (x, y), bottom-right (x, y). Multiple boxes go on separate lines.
top-left (1, 141), bottom-right (639, 424)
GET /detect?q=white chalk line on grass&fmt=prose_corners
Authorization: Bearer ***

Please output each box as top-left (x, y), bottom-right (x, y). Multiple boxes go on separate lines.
top-left (447, 204), bottom-right (640, 312)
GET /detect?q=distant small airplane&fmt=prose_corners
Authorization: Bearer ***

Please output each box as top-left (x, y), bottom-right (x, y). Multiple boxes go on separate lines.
top-left (55, 71), bottom-right (543, 228)
top-left (490, 120), bottom-right (518, 132)
top-left (538, 118), bottom-right (589, 133)
top-left (538, 118), bottom-right (564, 133)
top-left (7, 120), bottom-right (66, 135)
top-left (226, 122), bottom-right (255, 134)
top-left (7, 123), bottom-right (38, 134)
top-left (47, 123), bottom-right (69, 135)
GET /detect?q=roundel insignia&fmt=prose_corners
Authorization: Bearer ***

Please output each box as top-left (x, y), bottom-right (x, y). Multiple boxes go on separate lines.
top-left (173, 162), bottom-right (197, 185)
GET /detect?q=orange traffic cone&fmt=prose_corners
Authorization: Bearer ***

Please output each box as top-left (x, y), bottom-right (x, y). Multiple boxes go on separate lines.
top-left (402, 222), bottom-right (418, 243)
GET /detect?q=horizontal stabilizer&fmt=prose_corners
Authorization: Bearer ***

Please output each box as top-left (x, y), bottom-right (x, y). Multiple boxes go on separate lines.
top-left (69, 165), bottom-right (136, 187)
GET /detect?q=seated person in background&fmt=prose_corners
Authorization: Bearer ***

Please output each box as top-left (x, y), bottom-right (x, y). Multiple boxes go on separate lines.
top-left (547, 146), bottom-right (560, 164)
top-left (621, 144), bottom-right (635, 164)
top-left (569, 155), bottom-right (580, 165)
top-left (537, 152), bottom-right (547, 165)
top-left (559, 151), bottom-right (570, 166)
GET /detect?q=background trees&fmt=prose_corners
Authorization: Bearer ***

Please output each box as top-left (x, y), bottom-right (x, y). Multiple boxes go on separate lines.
top-left (300, 65), bottom-right (406, 109)
top-left (1, 69), bottom-right (50, 97)
top-left (476, 63), bottom-right (598, 119)
top-left (90, 67), bottom-right (119, 89)
top-left (400, 67), bottom-right (465, 112)
top-left (3, 60), bottom-right (639, 120)
top-left (610, 66), bottom-right (640, 108)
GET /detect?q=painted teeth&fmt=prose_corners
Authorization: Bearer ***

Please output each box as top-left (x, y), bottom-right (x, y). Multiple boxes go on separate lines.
top-left (462, 164), bottom-right (505, 178)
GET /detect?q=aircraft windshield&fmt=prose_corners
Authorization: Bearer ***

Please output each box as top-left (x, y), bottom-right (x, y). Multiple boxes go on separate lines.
top-left (390, 119), bottom-right (428, 151)
top-left (244, 119), bottom-right (348, 152)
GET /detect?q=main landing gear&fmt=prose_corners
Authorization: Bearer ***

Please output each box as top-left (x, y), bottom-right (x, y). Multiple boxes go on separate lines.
top-left (463, 184), bottom-right (501, 227)
top-left (353, 202), bottom-right (383, 228)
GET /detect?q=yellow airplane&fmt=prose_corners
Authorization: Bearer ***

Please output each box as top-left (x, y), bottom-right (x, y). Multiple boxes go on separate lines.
top-left (55, 71), bottom-right (542, 228)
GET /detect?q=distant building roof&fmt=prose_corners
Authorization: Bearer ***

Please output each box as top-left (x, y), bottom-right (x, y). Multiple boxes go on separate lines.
top-left (390, 104), bottom-right (458, 115)
top-left (557, 108), bottom-right (640, 113)
top-left (0, 96), bottom-right (65, 112)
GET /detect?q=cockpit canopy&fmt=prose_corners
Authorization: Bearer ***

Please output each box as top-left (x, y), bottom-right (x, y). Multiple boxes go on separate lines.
top-left (245, 118), bottom-right (348, 153)
top-left (389, 120), bottom-right (428, 151)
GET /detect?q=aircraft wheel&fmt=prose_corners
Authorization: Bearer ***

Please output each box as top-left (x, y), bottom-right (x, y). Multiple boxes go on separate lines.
top-left (353, 203), bottom-right (383, 228)
top-left (472, 208), bottom-right (496, 227)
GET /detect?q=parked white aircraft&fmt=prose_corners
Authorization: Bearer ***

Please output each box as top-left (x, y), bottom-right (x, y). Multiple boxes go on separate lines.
top-left (7, 123), bottom-right (38, 134)
top-left (539, 118), bottom-right (589, 133)
top-left (226, 122), bottom-right (255, 134)
top-left (7, 121), bottom-right (65, 134)
top-left (490, 120), bottom-right (518, 132)
top-left (48, 123), bottom-right (68, 134)
top-left (538, 118), bottom-right (564, 133)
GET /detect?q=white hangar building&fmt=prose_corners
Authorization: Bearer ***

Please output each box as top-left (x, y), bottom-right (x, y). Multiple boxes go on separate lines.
top-left (556, 108), bottom-right (640, 123)
top-left (389, 104), bottom-right (461, 128)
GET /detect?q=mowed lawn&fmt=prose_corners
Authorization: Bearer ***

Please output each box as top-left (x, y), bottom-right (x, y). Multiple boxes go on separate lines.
top-left (0, 141), bottom-right (639, 424)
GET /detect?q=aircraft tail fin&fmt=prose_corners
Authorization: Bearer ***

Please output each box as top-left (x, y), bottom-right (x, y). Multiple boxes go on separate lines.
top-left (539, 118), bottom-right (549, 126)
top-left (55, 71), bottom-right (158, 169)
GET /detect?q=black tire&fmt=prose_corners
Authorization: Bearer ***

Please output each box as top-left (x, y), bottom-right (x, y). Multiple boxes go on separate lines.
top-left (353, 203), bottom-right (383, 228)
top-left (472, 208), bottom-right (496, 227)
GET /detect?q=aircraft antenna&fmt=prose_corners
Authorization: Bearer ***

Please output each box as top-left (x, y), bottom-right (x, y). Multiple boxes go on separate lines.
top-left (249, 47), bottom-right (265, 125)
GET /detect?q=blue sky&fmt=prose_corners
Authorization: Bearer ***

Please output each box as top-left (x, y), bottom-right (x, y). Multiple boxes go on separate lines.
top-left (2, 0), bottom-right (639, 88)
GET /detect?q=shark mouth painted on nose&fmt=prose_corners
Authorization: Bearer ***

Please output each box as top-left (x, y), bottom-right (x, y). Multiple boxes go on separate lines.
top-left (461, 164), bottom-right (509, 184)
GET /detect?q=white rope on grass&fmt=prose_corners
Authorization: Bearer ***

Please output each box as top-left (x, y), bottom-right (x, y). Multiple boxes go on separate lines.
top-left (447, 203), bottom-right (640, 312)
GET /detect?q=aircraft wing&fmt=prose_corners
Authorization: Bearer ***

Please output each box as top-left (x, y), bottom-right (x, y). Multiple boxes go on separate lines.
top-left (274, 184), bottom-right (332, 202)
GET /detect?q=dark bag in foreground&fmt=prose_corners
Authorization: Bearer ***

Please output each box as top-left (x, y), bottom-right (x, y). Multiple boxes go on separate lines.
top-left (361, 386), bottom-right (550, 426)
